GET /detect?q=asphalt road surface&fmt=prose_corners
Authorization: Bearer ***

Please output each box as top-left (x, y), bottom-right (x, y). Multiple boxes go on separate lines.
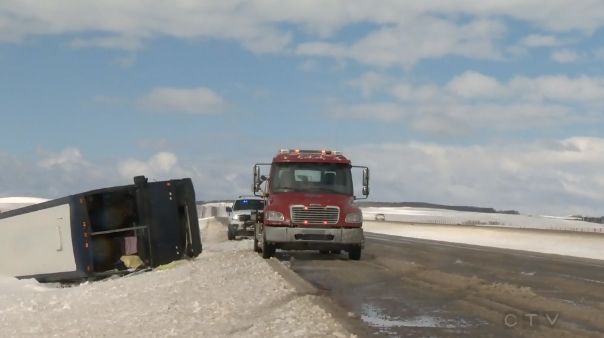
top-left (277, 225), bottom-right (604, 338)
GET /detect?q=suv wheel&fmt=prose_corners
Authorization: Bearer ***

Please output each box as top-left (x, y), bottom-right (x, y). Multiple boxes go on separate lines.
top-left (227, 225), bottom-right (235, 240)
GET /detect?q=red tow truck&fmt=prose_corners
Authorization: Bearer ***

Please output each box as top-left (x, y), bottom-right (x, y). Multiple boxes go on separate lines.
top-left (253, 149), bottom-right (369, 260)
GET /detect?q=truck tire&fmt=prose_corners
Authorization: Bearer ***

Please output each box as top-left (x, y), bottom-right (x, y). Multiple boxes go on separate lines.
top-left (262, 236), bottom-right (275, 259)
top-left (253, 232), bottom-right (260, 252)
top-left (348, 246), bottom-right (361, 260)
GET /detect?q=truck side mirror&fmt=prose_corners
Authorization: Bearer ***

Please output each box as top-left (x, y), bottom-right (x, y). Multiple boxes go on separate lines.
top-left (362, 167), bottom-right (370, 197)
top-left (226, 206), bottom-right (232, 213)
top-left (352, 165), bottom-right (370, 200)
top-left (253, 165), bottom-right (261, 184)
top-left (252, 163), bottom-right (271, 196)
top-left (253, 165), bottom-right (261, 193)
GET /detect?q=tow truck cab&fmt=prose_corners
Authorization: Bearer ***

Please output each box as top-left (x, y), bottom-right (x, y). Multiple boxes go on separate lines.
top-left (253, 149), bottom-right (369, 260)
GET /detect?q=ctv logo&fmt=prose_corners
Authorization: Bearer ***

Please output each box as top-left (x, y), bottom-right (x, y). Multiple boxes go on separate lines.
top-left (503, 312), bottom-right (560, 328)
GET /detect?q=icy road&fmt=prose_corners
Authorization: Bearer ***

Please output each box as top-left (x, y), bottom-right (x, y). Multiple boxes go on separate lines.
top-left (285, 222), bottom-right (604, 338)
top-left (0, 218), bottom-right (354, 338)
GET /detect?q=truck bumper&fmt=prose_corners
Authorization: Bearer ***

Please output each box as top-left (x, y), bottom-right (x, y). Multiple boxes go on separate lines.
top-left (264, 226), bottom-right (364, 250)
top-left (230, 222), bottom-right (256, 235)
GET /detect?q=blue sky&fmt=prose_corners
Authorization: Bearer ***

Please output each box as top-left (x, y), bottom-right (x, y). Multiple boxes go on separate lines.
top-left (1, 1), bottom-right (604, 215)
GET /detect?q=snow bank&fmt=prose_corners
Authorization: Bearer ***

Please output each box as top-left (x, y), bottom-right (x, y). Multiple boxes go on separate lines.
top-left (362, 207), bottom-right (604, 233)
top-left (0, 197), bottom-right (49, 213)
top-left (0, 219), bottom-right (352, 337)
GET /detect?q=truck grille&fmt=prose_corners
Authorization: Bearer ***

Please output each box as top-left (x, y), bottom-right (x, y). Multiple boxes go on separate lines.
top-left (290, 205), bottom-right (340, 225)
top-left (294, 234), bottom-right (335, 241)
top-left (238, 215), bottom-right (251, 222)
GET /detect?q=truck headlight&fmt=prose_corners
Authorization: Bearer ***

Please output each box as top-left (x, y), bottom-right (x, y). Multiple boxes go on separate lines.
top-left (231, 214), bottom-right (239, 220)
top-left (345, 212), bottom-right (362, 223)
top-left (266, 211), bottom-right (284, 222)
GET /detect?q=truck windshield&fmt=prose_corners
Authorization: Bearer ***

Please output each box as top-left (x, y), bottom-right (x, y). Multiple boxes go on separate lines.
top-left (233, 199), bottom-right (265, 211)
top-left (271, 163), bottom-right (353, 195)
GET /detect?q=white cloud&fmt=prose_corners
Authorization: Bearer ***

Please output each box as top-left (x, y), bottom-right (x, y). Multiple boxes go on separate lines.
top-left (335, 71), bottom-right (604, 134)
top-left (298, 59), bottom-right (319, 72)
top-left (0, 148), bottom-right (109, 198)
top-left (118, 152), bottom-right (190, 180)
top-left (345, 137), bottom-right (604, 215)
top-left (297, 17), bottom-right (505, 68)
top-left (446, 71), bottom-right (504, 98)
top-left (69, 35), bottom-right (144, 51)
top-left (3, 1), bottom-right (604, 66)
top-left (551, 49), bottom-right (580, 63)
top-left (519, 34), bottom-right (561, 47)
top-left (390, 83), bottom-right (440, 102)
top-left (0, 146), bottom-right (256, 203)
top-left (38, 147), bottom-right (89, 172)
top-left (346, 72), bottom-right (393, 97)
top-left (137, 86), bottom-right (226, 114)
top-left (508, 75), bottom-right (604, 102)
top-left (0, 1), bottom-right (293, 53)
top-left (444, 72), bottom-right (604, 103)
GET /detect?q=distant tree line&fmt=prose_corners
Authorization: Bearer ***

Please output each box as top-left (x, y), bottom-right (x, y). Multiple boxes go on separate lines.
top-left (571, 215), bottom-right (604, 224)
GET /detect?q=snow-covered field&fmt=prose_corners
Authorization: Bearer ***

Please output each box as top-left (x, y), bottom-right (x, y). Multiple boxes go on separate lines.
top-left (362, 207), bottom-right (604, 233)
top-left (364, 221), bottom-right (604, 261)
top-left (0, 218), bottom-right (353, 338)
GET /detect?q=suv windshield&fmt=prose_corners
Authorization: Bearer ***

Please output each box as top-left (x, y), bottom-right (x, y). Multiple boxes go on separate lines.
top-left (233, 199), bottom-right (264, 211)
top-left (271, 163), bottom-right (353, 195)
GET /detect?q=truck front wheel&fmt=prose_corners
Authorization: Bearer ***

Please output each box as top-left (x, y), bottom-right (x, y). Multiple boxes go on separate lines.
top-left (253, 227), bottom-right (260, 252)
top-left (261, 237), bottom-right (275, 259)
top-left (348, 246), bottom-right (361, 260)
top-left (227, 225), bottom-right (236, 240)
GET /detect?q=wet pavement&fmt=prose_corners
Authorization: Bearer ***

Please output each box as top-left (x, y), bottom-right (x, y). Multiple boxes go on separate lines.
top-left (277, 230), bottom-right (604, 337)
top-left (281, 252), bottom-right (498, 337)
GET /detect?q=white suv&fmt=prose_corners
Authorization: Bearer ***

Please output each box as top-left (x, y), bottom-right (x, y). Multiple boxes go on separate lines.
top-left (226, 196), bottom-right (265, 240)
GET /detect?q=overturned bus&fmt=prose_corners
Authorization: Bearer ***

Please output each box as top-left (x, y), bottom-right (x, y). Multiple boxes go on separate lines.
top-left (0, 176), bottom-right (202, 282)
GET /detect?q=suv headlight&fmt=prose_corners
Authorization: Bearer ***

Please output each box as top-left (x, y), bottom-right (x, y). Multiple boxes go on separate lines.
top-left (345, 212), bottom-right (362, 223)
top-left (266, 211), bottom-right (285, 222)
